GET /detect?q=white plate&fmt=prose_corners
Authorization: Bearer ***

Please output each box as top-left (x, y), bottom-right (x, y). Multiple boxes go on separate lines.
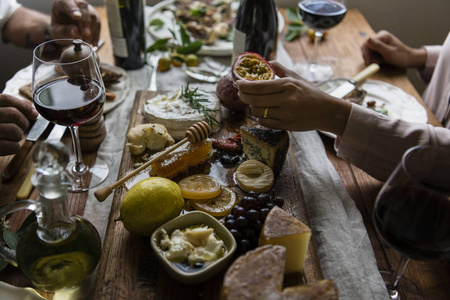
top-left (147, 0), bottom-right (285, 56)
top-left (0, 281), bottom-right (46, 300)
top-left (318, 79), bottom-right (428, 139)
top-left (3, 63), bottom-right (130, 114)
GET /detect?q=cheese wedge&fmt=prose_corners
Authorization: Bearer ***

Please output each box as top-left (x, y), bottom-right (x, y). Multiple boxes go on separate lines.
top-left (259, 206), bottom-right (311, 273)
top-left (221, 245), bottom-right (286, 300)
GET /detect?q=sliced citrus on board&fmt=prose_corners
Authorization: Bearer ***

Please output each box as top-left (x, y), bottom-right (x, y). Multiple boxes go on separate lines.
top-left (178, 174), bottom-right (222, 200)
top-left (189, 186), bottom-right (237, 217)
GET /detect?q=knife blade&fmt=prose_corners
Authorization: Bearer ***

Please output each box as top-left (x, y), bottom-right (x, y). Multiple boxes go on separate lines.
top-left (329, 63), bottom-right (380, 99)
top-left (2, 114), bottom-right (50, 182)
top-left (16, 125), bottom-right (66, 199)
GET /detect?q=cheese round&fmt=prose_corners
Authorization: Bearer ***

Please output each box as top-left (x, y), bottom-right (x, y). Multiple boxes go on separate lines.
top-left (143, 89), bottom-right (221, 140)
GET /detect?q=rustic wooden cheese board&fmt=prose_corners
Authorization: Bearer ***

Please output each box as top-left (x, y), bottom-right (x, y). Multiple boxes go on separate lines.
top-left (93, 90), bottom-right (323, 299)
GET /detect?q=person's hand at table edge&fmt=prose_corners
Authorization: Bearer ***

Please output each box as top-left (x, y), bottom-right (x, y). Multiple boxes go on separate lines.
top-left (0, 94), bottom-right (38, 156)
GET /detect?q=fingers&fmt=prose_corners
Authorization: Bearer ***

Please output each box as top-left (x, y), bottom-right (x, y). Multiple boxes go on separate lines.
top-left (0, 139), bottom-right (21, 156)
top-left (51, 0), bottom-right (100, 45)
top-left (0, 122), bottom-right (27, 156)
top-left (87, 4), bottom-right (101, 45)
top-left (76, 1), bottom-right (92, 39)
top-left (0, 94), bottom-right (38, 122)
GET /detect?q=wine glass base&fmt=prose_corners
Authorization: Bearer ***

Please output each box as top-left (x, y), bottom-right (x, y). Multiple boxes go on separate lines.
top-left (380, 270), bottom-right (423, 300)
top-left (67, 158), bottom-right (109, 192)
top-left (293, 61), bottom-right (334, 83)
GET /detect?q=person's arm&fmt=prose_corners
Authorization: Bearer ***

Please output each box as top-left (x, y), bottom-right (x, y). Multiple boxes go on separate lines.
top-left (1, 6), bottom-right (50, 47)
top-left (336, 104), bottom-right (450, 181)
top-left (1, 0), bottom-right (100, 48)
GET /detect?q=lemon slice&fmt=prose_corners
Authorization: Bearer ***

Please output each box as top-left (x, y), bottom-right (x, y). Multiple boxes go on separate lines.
top-left (190, 186), bottom-right (237, 217)
top-left (178, 174), bottom-right (222, 200)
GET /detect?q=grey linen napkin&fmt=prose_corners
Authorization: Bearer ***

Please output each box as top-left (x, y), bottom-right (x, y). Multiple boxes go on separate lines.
top-left (290, 131), bottom-right (388, 299)
top-left (277, 44), bottom-right (388, 299)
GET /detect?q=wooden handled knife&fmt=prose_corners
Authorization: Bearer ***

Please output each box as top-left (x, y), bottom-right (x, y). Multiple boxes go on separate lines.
top-left (2, 115), bottom-right (49, 182)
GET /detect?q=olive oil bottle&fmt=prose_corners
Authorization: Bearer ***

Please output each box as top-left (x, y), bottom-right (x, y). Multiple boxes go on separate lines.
top-left (0, 141), bottom-right (101, 292)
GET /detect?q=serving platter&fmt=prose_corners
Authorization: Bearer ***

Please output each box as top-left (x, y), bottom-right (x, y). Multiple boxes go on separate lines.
top-left (147, 0), bottom-right (285, 56)
top-left (318, 79), bottom-right (428, 139)
top-left (93, 90), bottom-right (323, 299)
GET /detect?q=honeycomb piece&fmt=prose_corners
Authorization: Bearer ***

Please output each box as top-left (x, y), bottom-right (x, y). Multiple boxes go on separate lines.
top-left (150, 140), bottom-right (212, 179)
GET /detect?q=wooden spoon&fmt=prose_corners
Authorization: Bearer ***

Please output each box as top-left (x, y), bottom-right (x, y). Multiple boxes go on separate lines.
top-left (94, 121), bottom-right (212, 202)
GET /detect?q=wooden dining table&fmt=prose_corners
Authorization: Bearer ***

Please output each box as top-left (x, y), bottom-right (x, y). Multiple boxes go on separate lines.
top-left (0, 5), bottom-right (449, 300)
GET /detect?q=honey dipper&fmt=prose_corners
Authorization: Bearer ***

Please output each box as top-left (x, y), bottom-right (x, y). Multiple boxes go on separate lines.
top-left (94, 121), bottom-right (212, 202)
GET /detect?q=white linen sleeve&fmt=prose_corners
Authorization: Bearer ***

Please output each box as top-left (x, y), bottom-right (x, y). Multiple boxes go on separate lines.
top-left (335, 104), bottom-right (450, 181)
top-left (0, 0), bottom-right (21, 34)
top-left (417, 45), bottom-right (442, 83)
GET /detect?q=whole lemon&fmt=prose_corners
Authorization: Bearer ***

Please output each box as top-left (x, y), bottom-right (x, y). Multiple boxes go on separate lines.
top-left (119, 177), bottom-right (184, 236)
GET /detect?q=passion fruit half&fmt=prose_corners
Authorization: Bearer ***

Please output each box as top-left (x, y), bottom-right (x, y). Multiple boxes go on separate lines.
top-left (231, 52), bottom-right (275, 82)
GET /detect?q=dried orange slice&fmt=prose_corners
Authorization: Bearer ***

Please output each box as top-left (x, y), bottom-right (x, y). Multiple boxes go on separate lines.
top-left (190, 186), bottom-right (237, 217)
top-left (178, 174), bottom-right (222, 200)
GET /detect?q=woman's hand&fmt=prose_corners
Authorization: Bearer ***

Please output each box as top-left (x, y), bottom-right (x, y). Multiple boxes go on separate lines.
top-left (361, 30), bottom-right (427, 68)
top-left (235, 61), bottom-right (351, 136)
top-left (0, 94), bottom-right (38, 156)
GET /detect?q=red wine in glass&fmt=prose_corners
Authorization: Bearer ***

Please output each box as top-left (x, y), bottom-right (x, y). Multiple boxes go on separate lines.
top-left (295, 0), bottom-right (347, 82)
top-left (373, 145), bottom-right (450, 299)
top-left (374, 184), bottom-right (450, 261)
top-left (34, 77), bottom-right (104, 127)
top-left (298, 0), bottom-right (347, 31)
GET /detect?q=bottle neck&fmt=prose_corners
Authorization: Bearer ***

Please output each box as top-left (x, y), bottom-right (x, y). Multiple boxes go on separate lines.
top-left (35, 174), bottom-right (76, 243)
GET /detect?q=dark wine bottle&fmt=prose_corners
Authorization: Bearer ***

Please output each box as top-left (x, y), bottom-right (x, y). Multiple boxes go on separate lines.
top-left (233, 0), bottom-right (278, 61)
top-left (105, 0), bottom-right (146, 70)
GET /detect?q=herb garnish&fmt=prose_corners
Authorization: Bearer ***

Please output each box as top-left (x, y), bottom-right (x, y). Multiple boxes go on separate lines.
top-left (181, 84), bottom-right (221, 128)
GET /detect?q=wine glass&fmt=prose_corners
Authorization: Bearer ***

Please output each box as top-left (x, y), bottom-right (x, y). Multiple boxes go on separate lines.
top-left (373, 144), bottom-right (450, 299)
top-left (295, 0), bottom-right (347, 82)
top-left (32, 39), bottom-right (109, 192)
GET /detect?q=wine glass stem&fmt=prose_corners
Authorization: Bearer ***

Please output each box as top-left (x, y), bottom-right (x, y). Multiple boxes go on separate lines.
top-left (387, 255), bottom-right (410, 298)
top-left (309, 31), bottom-right (323, 68)
top-left (68, 126), bottom-right (86, 175)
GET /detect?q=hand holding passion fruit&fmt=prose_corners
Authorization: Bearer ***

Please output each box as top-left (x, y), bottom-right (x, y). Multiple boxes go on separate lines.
top-left (216, 52), bottom-right (275, 111)
top-left (235, 61), bottom-right (352, 136)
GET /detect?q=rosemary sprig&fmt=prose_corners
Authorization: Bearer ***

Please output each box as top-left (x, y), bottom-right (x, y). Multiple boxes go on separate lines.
top-left (181, 84), bottom-right (221, 128)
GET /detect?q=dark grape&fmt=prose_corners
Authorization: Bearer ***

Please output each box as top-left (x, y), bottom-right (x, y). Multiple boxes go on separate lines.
top-left (235, 216), bottom-right (249, 228)
top-left (220, 153), bottom-right (240, 166)
top-left (242, 196), bottom-right (258, 210)
top-left (225, 219), bottom-right (236, 230)
top-left (242, 228), bottom-right (256, 239)
top-left (259, 207), bottom-right (270, 221)
top-left (257, 193), bottom-right (271, 208)
top-left (230, 229), bottom-right (241, 241)
top-left (273, 196), bottom-right (285, 208)
top-left (246, 209), bottom-right (260, 223)
top-left (226, 190), bottom-right (286, 255)
top-left (225, 214), bottom-right (235, 222)
top-left (193, 262), bottom-right (204, 268)
top-left (248, 191), bottom-right (258, 198)
top-left (254, 220), bottom-right (263, 232)
top-left (240, 239), bottom-right (252, 253)
top-left (233, 206), bottom-right (247, 218)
